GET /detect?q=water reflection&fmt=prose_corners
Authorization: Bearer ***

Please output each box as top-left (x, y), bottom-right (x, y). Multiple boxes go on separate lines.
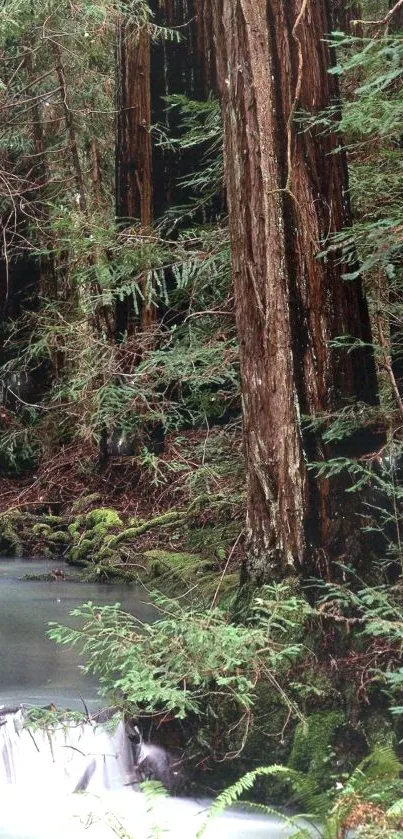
top-left (0, 558), bottom-right (154, 709)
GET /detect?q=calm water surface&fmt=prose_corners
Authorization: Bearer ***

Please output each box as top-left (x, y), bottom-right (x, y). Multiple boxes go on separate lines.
top-left (0, 557), bottom-right (154, 709)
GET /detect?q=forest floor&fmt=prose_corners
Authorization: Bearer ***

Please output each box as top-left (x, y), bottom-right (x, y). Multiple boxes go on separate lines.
top-left (0, 427), bottom-right (245, 591)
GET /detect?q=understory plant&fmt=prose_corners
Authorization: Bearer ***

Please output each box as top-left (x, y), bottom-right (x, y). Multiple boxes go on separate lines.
top-left (49, 583), bottom-right (312, 764)
top-left (199, 747), bottom-right (403, 839)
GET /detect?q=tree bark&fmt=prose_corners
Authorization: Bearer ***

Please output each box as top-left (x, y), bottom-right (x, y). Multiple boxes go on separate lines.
top-left (388, 0), bottom-right (403, 30)
top-left (331, 1), bottom-right (362, 32)
top-left (115, 19), bottom-right (154, 336)
top-left (212, 0), bottom-right (307, 581)
top-left (212, 0), bottom-right (378, 581)
top-left (115, 21), bottom-right (153, 227)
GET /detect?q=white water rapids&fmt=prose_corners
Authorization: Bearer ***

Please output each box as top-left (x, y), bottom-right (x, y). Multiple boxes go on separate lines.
top-left (0, 708), bottom-right (298, 839)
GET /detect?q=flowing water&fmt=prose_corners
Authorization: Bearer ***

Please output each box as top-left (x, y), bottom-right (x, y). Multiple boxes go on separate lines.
top-left (0, 557), bottom-right (154, 709)
top-left (0, 557), bottom-right (303, 838)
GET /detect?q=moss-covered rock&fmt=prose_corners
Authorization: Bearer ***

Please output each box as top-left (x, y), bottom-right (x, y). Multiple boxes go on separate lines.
top-left (0, 513), bottom-right (24, 556)
top-left (32, 523), bottom-right (52, 537)
top-left (49, 530), bottom-right (70, 545)
top-left (289, 710), bottom-right (345, 790)
top-left (85, 508), bottom-right (122, 528)
top-left (365, 712), bottom-right (397, 751)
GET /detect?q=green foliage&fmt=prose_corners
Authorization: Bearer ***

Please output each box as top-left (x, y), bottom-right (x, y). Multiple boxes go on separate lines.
top-left (155, 94), bottom-right (223, 225)
top-left (0, 0), bottom-right (234, 462)
top-left (199, 746), bottom-right (403, 839)
top-left (289, 711), bottom-right (345, 792)
top-left (49, 584), bottom-right (309, 763)
top-left (196, 765), bottom-right (301, 838)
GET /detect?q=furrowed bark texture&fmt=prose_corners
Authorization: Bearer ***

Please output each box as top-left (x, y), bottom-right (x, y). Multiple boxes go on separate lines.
top-left (212, 0), bottom-right (307, 581)
top-left (115, 20), bottom-right (154, 335)
top-left (389, 0), bottom-right (403, 30)
top-left (116, 21), bottom-right (152, 226)
top-left (212, 0), bottom-right (377, 581)
top-left (268, 0), bottom-right (376, 415)
top-left (267, 0), bottom-right (377, 560)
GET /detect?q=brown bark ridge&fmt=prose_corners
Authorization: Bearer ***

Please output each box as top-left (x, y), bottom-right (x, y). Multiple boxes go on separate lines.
top-left (212, 0), bottom-right (307, 582)
top-left (212, 0), bottom-right (378, 581)
top-left (331, 1), bottom-right (362, 33)
top-left (116, 20), bottom-right (153, 227)
top-left (268, 0), bottom-right (377, 561)
top-left (268, 0), bottom-right (376, 415)
top-left (115, 19), bottom-right (154, 335)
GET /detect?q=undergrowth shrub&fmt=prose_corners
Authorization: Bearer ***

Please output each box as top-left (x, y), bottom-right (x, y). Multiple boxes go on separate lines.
top-left (49, 583), bottom-right (313, 768)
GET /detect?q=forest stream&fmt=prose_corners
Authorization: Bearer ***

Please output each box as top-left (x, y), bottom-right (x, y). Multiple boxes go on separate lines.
top-left (0, 558), bottom-right (299, 839)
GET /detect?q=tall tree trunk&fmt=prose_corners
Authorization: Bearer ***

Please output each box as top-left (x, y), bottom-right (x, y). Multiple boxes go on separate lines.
top-left (115, 19), bottom-right (154, 337)
top-left (269, 0), bottom-right (377, 562)
top-left (212, 0), bottom-right (307, 581)
top-left (116, 21), bottom-right (153, 227)
top-left (212, 0), bottom-right (378, 581)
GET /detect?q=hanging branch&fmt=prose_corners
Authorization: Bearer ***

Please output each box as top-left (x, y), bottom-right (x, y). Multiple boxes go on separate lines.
top-left (353, 0), bottom-right (403, 27)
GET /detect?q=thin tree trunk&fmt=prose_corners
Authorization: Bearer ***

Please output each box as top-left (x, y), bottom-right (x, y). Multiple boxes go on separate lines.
top-left (90, 137), bottom-right (102, 207)
top-left (212, 0), bottom-right (378, 581)
top-left (53, 44), bottom-right (87, 214)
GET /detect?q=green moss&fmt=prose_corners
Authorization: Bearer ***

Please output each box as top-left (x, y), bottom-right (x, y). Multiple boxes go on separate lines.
top-left (105, 510), bottom-right (186, 550)
top-left (49, 530), bottom-right (70, 544)
top-left (86, 508), bottom-right (122, 528)
top-left (144, 549), bottom-right (205, 576)
top-left (365, 712), bottom-right (396, 750)
top-left (186, 522), bottom-right (240, 555)
top-left (289, 710), bottom-right (345, 790)
top-left (69, 538), bottom-right (95, 563)
top-left (129, 517), bottom-right (146, 527)
top-left (42, 515), bottom-right (64, 526)
top-left (68, 517), bottom-right (84, 537)
top-left (0, 514), bottom-right (24, 556)
top-left (32, 523), bottom-right (52, 537)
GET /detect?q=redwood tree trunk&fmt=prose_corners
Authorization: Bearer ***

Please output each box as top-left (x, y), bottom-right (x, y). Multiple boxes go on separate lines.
top-left (212, 0), bottom-right (377, 581)
top-left (212, 0), bottom-right (307, 581)
top-left (115, 19), bottom-right (153, 336)
top-left (269, 0), bottom-right (378, 559)
top-left (116, 21), bottom-right (152, 226)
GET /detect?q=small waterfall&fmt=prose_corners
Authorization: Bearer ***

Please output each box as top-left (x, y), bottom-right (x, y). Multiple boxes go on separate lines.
top-left (0, 707), bottom-right (297, 838)
top-left (0, 707), bottom-right (131, 793)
